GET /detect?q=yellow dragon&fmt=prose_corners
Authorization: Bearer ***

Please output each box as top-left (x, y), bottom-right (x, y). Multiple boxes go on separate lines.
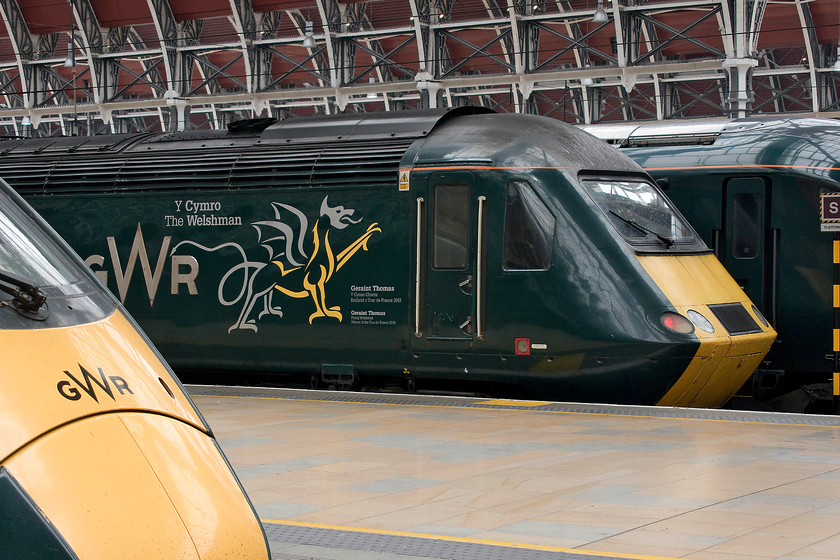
top-left (272, 196), bottom-right (381, 323)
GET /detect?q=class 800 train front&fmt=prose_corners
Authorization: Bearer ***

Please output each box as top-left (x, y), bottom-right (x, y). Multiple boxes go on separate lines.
top-left (0, 180), bottom-right (269, 560)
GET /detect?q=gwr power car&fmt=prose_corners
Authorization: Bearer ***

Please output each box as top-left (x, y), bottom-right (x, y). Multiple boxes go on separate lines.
top-left (0, 108), bottom-right (774, 407)
top-left (0, 179), bottom-right (269, 559)
top-left (583, 117), bottom-right (840, 411)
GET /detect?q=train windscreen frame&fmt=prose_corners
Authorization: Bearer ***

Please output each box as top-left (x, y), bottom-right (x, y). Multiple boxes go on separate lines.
top-left (581, 177), bottom-right (700, 251)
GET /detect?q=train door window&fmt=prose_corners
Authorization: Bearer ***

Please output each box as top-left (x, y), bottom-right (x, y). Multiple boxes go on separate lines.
top-left (503, 181), bottom-right (554, 270)
top-left (434, 183), bottom-right (470, 269)
top-left (732, 193), bottom-right (760, 259)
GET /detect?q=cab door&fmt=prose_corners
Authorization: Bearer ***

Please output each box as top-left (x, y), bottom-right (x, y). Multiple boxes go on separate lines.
top-left (412, 171), bottom-right (486, 350)
top-left (722, 177), bottom-right (771, 315)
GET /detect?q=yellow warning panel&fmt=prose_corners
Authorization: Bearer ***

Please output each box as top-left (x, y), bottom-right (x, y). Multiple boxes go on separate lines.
top-left (398, 168), bottom-right (410, 191)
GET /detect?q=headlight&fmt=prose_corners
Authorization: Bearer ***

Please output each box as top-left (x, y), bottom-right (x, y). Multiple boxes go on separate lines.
top-left (687, 309), bottom-right (715, 333)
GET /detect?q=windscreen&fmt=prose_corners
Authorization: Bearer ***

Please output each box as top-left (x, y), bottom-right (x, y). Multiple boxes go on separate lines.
top-left (0, 186), bottom-right (113, 328)
top-left (581, 177), bottom-right (698, 249)
top-left (0, 203), bottom-right (80, 288)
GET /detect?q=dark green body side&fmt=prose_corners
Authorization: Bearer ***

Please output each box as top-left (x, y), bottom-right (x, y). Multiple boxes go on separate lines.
top-left (623, 118), bottom-right (840, 406)
top-left (2, 111), bottom-right (706, 404)
top-left (0, 468), bottom-right (78, 559)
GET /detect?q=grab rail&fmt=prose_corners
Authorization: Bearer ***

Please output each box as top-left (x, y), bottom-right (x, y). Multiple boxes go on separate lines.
top-left (476, 195), bottom-right (486, 340)
top-left (414, 196), bottom-right (424, 337)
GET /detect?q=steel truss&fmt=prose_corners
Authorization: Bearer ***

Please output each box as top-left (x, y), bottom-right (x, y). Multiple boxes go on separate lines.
top-left (0, 0), bottom-right (838, 136)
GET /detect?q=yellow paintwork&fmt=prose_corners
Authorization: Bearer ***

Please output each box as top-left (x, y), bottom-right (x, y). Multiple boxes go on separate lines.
top-left (0, 311), bottom-right (206, 459)
top-left (4, 413), bottom-right (268, 559)
top-left (638, 253), bottom-right (777, 408)
top-left (1, 308), bottom-right (269, 559)
top-left (1, 310), bottom-right (205, 462)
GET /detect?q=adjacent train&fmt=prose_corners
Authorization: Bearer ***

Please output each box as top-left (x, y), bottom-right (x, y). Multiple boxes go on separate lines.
top-left (583, 117), bottom-right (840, 411)
top-left (0, 178), bottom-right (269, 558)
top-left (0, 108), bottom-right (775, 407)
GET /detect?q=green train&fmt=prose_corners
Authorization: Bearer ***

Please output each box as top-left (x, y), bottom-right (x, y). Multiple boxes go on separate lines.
top-left (0, 108), bottom-right (774, 407)
top-left (584, 117), bottom-right (840, 411)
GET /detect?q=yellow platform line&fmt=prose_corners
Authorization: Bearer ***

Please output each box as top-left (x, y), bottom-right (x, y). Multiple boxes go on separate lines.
top-left (261, 519), bottom-right (684, 560)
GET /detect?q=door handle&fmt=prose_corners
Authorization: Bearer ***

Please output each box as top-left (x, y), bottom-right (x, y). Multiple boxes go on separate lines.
top-left (459, 274), bottom-right (473, 293)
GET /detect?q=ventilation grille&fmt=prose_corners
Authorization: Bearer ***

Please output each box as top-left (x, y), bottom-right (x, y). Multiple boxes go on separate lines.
top-left (0, 139), bottom-right (414, 195)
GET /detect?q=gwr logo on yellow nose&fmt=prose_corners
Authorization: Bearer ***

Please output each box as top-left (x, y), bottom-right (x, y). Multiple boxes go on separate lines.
top-left (57, 364), bottom-right (134, 403)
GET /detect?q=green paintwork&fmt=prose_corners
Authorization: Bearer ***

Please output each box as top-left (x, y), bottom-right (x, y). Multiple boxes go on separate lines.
top-left (623, 118), bottom-right (840, 398)
top-left (0, 468), bottom-right (78, 560)
top-left (6, 111), bottom-right (709, 404)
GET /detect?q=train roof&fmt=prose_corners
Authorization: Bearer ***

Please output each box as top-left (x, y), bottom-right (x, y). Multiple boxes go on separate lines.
top-left (0, 108), bottom-right (641, 195)
top-left (0, 107), bottom-right (492, 156)
top-left (581, 117), bottom-right (840, 149)
top-left (584, 117), bottom-right (840, 176)
top-left (411, 111), bottom-right (639, 173)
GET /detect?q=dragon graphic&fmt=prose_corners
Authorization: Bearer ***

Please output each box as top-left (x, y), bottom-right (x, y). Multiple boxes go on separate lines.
top-left (261, 196), bottom-right (381, 324)
top-left (172, 196), bottom-right (380, 332)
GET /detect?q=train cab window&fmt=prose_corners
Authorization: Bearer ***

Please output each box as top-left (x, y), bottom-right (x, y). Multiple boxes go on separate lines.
top-left (0, 187), bottom-right (113, 328)
top-left (503, 181), bottom-right (554, 270)
top-left (582, 177), bottom-right (696, 248)
top-left (0, 201), bottom-right (77, 290)
top-left (433, 184), bottom-right (470, 269)
top-left (732, 193), bottom-right (761, 259)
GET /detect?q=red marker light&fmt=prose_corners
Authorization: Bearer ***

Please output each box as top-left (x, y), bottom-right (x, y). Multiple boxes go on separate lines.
top-left (660, 312), bottom-right (694, 334)
top-left (515, 338), bottom-right (530, 355)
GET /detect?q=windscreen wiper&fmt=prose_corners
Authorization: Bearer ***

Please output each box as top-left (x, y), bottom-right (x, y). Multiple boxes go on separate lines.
top-left (609, 210), bottom-right (675, 248)
top-left (0, 269), bottom-right (48, 319)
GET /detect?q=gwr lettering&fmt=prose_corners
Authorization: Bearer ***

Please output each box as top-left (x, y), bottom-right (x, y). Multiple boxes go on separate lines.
top-left (107, 224), bottom-right (169, 306)
top-left (84, 224), bottom-right (199, 305)
top-left (57, 365), bottom-right (134, 403)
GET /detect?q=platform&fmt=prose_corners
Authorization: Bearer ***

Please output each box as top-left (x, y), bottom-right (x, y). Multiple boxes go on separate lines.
top-left (187, 386), bottom-right (840, 560)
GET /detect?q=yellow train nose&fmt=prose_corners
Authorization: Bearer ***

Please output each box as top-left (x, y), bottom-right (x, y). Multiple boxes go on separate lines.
top-left (3, 413), bottom-right (269, 560)
top-left (638, 253), bottom-right (777, 408)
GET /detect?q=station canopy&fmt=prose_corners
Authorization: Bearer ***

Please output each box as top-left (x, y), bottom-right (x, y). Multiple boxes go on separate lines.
top-left (0, 0), bottom-right (839, 136)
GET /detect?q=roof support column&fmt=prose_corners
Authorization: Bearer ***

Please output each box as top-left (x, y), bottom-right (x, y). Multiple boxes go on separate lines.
top-left (725, 0), bottom-right (758, 118)
top-left (314, 0), bottom-right (342, 95)
top-left (229, 0), bottom-right (256, 95)
top-left (416, 71), bottom-right (441, 108)
top-left (408, 0), bottom-right (429, 73)
top-left (0, 0), bottom-right (34, 117)
top-left (723, 58), bottom-right (757, 118)
top-left (146, 0), bottom-right (179, 129)
top-left (793, 0), bottom-right (819, 112)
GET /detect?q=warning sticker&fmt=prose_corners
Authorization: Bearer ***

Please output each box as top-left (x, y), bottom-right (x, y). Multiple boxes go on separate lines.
top-left (398, 169), bottom-right (410, 191)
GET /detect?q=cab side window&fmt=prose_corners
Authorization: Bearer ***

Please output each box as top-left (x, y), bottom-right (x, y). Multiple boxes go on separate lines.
top-left (503, 181), bottom-right (554, 270)
top-left (433, 183), bottom-right (470, 269)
